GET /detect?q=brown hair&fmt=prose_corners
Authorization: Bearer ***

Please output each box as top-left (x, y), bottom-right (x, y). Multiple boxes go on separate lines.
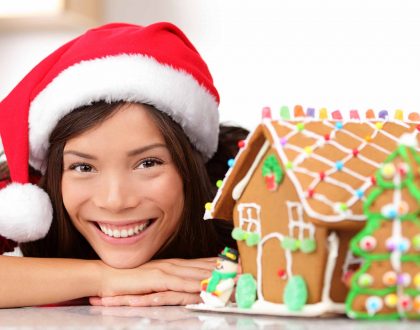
top-left (19, 102), bottom-right (247, 260)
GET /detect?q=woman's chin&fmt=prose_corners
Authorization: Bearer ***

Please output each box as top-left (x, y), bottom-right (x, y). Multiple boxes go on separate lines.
top-left (98, 250), bottom-right (152, 269)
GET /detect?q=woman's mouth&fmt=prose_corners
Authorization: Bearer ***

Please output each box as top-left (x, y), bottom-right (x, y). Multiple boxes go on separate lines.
top-left (95, 219), bottom-right (154, 239)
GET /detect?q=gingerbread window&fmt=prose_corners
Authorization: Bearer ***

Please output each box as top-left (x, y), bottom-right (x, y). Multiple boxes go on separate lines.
top-left (287, 201), bottom-right (315, 240)
top-left (237, 203), bottom-right (261, 236)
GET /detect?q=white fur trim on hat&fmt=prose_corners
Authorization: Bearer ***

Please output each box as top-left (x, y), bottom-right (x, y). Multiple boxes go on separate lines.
top-left (0, 183), bottom-right (53, 242)
top-left (28, 54), bottom-right (219, 172)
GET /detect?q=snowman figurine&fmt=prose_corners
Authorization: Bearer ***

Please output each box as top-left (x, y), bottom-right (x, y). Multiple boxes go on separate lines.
top-left (200, 247), bottom-right (239, 307)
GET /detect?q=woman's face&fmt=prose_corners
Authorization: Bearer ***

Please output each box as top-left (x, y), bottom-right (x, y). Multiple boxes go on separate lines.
top-left (62, 103), bottom-right (184, 268)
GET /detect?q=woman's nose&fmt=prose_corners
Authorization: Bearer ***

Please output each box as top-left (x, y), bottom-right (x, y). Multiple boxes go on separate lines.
top-left (93, 174), bottom-right (139, 212)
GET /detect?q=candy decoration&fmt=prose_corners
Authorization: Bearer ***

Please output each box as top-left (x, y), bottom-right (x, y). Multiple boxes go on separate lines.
top-left (366, 109), bottom-right (375, 119)
top-left (245, 232), bottom-right (260, 247)
top-left (397, 273), bottom-right (411, 287)
top-left (358, 273), bottom-right (374, 287)
top-left (381, 163), bottom-right (396, 179)
top-left (359, 236), bottom-right (377, 251)
top-left (382, 271), bottom-right (397, 286)
top-left (262, 154), bottom-right (283, 191)
top-left (296, 122), bottom-right (305, 131)
top-left (413, 296), bottom-right (420, 313)
top-left (335, 122), bottom-right (343, 129)
top-left (319, 171), bottom-right (326, 180)
top-left (381, 204), bottom-right (398, 219)
top-left (280, 106), bottom-right (291, 120)
top-left (355, 189), bottom-right (364, 198)
top-left (324, 133), bottom-right (330, 141)
top-left (235, 274), bottom-right (257, 309)
top-left (399, 295), bottom-right (412, 311)
top-left (414, 273), bottom-right (420, 289)
top-left (408, 112), bottom-right (420, 121)
top-left (378, 110), bottom-right (389, 120)
top-left (227, 158), bottom-right (235, 167)
top-left (262, 106), bottom-right (272, 119)
top-left (396, 238), bottom-right (410, 253)
top-left (216, 180), bottom-right (223, 188)
top-left (332, 110), bottom-right (342, 120)
top-left (335, 161), bottom-right (344, 171)
top-left (384, 294), bottom-right (398, 308)
top-left (394, 109), bottom-right (404, 120)
top-left (281, 236), bottom-right (299, 252)
top-left (319, 107), bottom-right (328, 119)
top-left (300, 238), bottom-right (317, 253)
top-left (231, 227), bottom-right (246, 241)
top-left (365, 296), bottom-right (383, 315)
top-left (304, 146), bottom-right (313, 155)
top-left (350, 110), bottom-right (360, 120)
top-left (238, 140), bottom-right (246, 148)
top-left (280, 137), bottom-right (287, 146)
top-left (307, 189), bottom-right (315, 198)
top-left (375, 122), bottom-right (384, 130)
top-left (352, 149), bottom-right (359, 157)
top-left (205, 202), bottom-right (212, 211)
top-left (306, 107), bottom-right (315, 118)
top-left (385, 238), bottom-right (396, 252)
top-left (283, 275), bottom-right (308, 311)
top-left (412, 235), bottom-right (420, 251)
top-left (277, 268), bottom-right (287, 279)
top-left (294, 105), bottom-right (305, 118)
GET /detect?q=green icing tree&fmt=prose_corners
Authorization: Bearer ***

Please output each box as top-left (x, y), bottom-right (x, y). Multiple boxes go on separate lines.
top-left (346, 144), bottom-right (420, 320)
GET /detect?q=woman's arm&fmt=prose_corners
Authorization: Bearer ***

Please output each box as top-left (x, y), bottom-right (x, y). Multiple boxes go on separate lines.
top-left (0, 255), bottom-right (215, 308)
top-left (0, 255), bottom-right (101, 308)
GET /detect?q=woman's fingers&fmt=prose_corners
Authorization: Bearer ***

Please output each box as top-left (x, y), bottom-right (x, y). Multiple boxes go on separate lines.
top-left (90, 292), bottom-right (202, 307)
top-left (144, 261), bottom-right (212, 281)
top-left (145, 257), bottom-right (217, 271)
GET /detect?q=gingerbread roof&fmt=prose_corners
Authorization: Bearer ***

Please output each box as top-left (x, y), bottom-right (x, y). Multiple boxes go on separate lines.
top-left (206, 118), bottom-right (420, 224)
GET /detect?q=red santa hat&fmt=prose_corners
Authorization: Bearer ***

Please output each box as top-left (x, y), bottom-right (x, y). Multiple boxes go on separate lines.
top-left (0, 22), bottom-right (219, 243)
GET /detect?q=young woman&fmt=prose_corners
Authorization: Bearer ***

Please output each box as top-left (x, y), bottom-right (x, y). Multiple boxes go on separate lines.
top-left (0, 22), bottom-right (248, 308)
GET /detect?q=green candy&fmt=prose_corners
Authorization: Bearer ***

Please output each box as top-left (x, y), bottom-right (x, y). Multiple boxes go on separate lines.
top-left (231, 227), bottom-right (245, 241)
top-left (283, 275), bottom-right (308, 311)
top-left (245, 233), bottom-right (260, 247)
top-left (281, 237), bottom-right (299, 252)
top-left (300, 238), bottom-right (317, 254)
top-left (235, 274), bottom-right (257, 309)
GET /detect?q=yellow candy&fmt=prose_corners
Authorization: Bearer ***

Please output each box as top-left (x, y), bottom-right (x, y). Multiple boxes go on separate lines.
top-left (304, 146), bottom-right (312, 154)
top-left (381, 163), bottom-right (396, 179)
top-left (394, 109), bottom-right (404, 120)
top-left (375, 122), bottom-right (384, 130)
top-left (414, 273), bottom-right (420, 289)
top-left (205, 202), bottom-right (212, 211)
top-left (384, 294), bottom-right (398, 308)
top-left (319, 108), bottom-right (328, 120)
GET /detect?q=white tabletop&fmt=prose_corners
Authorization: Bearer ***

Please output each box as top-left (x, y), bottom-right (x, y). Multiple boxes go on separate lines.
top-left (0, 305), bottom-right (414, 329)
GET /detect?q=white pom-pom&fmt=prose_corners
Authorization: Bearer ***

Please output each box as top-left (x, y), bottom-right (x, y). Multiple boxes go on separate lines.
top-left (0, 183), bottom-right (53, 242)
top-left (399, 132), bottom-right (418, 148)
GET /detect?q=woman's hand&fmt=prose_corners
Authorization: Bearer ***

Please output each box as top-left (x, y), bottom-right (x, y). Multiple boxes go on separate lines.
top-left (90, 257), bottom-right (217, 307)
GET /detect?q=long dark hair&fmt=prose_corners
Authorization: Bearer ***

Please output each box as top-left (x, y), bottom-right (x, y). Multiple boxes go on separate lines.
top-left (19, 102), bottom-right (248, 260)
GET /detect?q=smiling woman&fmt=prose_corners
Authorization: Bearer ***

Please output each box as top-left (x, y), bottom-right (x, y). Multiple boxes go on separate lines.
top-left (0, 22), bottom-right (248, 308)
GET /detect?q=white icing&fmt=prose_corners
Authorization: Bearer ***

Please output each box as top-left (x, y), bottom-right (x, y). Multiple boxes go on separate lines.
top-left (256, 233), bottom-right (293, 302)
top-left (237, 203), bottom-right (261, 235)
top-left (321, 232), bottom-right (340, 303)
top-left (232, 141), bottom-right (270, 200)
top-left (287, 201), bottom-right (315, 240)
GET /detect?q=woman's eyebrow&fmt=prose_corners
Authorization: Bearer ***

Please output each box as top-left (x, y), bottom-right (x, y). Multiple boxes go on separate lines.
top-left (63, 150), bottom-right (97, 160)
top-left (127, 143), bottom-right (167, 157)
top-left (63, 143), bottom-right (167, 160)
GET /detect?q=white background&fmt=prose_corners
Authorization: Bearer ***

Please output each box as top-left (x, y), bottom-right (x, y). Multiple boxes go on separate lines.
top-left (1, 0), bottom-right (419, 133)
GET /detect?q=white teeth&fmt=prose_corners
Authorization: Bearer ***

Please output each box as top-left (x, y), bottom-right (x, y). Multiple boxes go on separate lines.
top-left (98, 221), bottom-right (151, 238)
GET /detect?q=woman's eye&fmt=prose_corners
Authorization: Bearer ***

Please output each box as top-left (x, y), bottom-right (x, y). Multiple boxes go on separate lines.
top-left (69, 163), bottom-right (94, 172)
top-left (137, 158), bottom-right (163, 169)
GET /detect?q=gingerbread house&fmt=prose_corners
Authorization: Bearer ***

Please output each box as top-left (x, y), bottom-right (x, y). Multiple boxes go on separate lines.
top-left (204, 107), bottom-right (420, 316)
